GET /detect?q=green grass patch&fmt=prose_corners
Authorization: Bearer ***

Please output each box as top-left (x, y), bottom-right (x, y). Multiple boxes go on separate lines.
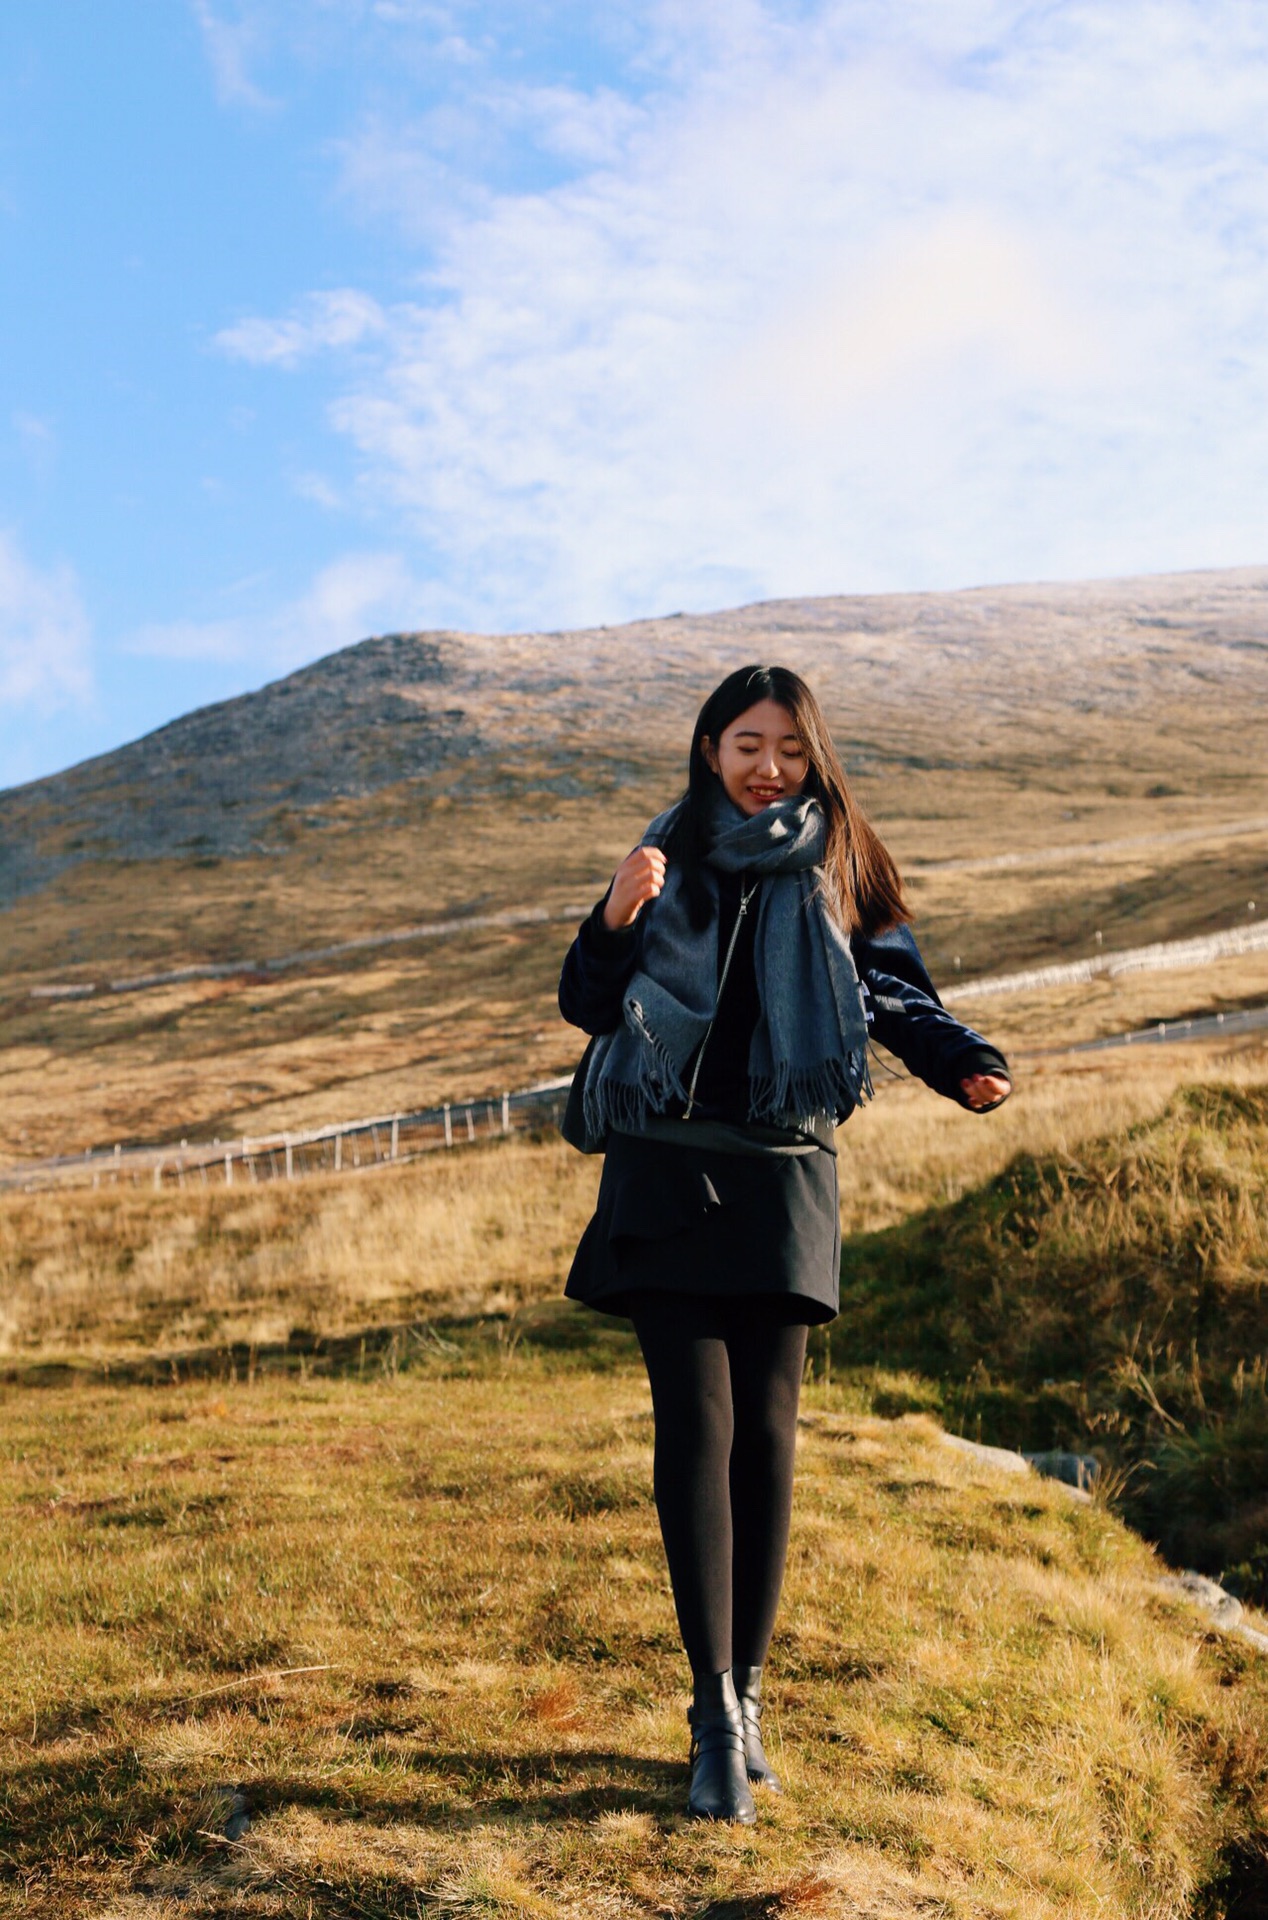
top-left (832, 1083), bottom-right (1268, 1602)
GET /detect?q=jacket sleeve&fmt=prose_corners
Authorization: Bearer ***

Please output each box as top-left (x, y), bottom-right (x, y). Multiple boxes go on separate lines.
top-left (852, 922), bottom-right (1011, 1109)
top-left (558, 896), bottom-right (641, 1035)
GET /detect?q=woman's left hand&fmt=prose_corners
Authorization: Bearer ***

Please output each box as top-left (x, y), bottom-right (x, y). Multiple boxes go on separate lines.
top-left (960, 1072), bottom-right (1011, 1111)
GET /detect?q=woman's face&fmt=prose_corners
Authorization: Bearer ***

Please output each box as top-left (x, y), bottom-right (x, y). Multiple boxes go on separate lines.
top-left (702, 698), bottom-right (810, 816)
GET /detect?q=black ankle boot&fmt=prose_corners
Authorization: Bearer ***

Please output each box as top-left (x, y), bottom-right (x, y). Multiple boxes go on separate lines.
top-left (731, 1664), bottom-right (781, 1791)
top-left (686, 1671), bottom-right (756, 1824)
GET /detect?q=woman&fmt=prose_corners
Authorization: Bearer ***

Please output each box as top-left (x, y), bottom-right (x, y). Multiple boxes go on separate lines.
top-left (558, 665), bottom-right (1010, 1824)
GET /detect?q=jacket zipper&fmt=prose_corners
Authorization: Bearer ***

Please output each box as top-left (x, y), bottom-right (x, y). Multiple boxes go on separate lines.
top-left (683, 877), bottom-right (759, 1120)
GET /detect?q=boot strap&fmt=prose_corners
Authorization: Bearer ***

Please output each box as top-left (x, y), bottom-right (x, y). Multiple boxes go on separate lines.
top-left (688, 1716), bottom-right (745, 1764)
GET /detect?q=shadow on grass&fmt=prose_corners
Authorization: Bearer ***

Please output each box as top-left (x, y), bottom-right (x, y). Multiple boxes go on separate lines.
top-left (0, 1299), bottom-right (641, 1392)
top-left (239, 1746), bottom-right (684, 1826)
top-left (7, 1738), bottom-right (1268, 1918)
top-left (0, 1742), bottom-right (686, 1877)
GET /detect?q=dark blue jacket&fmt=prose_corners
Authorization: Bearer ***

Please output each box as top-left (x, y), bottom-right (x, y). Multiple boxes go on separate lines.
top-left (559, 890), bottom-right (1010, 1117)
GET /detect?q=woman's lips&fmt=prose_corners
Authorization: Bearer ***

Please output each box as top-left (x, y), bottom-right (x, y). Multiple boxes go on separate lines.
top-left (748, 785), bottom-right (782, 799)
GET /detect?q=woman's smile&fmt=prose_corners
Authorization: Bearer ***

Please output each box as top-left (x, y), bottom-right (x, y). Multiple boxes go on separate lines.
top-left (702, 698), bottom-right (810, 816)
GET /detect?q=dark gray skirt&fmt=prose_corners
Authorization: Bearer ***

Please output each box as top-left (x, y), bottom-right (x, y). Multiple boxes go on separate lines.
top-left (564, 1129), bottom-right (840, 1325)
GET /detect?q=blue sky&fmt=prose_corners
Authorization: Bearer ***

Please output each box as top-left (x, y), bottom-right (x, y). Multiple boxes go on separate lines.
top-left (2, 1), bottom-right (1266, 788)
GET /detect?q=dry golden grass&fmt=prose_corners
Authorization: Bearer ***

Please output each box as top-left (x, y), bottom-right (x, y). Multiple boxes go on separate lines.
top-left (0, 917), bottom-right (578, 1165)
top-left (3, 1369), bottom-right (1267, 1917)
top-left (3, 1032), bottom-right (1266, 1369)
top-left (830, 1064), bottom-right (1268, 1597)
top-left (840, 1030), bottom-right (1268, 1229)
top-left (5, 567), bottom-right (1268, 1167)
top-left (0, 1130), bottom-right (590, 1364)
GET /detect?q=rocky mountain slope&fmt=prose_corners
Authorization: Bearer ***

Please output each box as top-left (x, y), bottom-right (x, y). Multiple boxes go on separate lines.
top-left (5, 563), bottom-right (1267, 908)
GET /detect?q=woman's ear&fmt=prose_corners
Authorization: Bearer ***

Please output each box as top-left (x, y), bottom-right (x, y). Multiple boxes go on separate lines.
top-left (701, 736), bottom-right (719, 774)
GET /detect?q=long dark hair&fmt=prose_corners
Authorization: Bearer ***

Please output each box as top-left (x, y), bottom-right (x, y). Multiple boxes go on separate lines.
top-left (664, 664), bottom-right (909, 938)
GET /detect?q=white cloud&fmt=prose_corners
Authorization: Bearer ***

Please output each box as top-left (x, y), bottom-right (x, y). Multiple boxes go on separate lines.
top-left (191, 0), bottom-right (279, 110)
top-left (0, 530), bottom-right (93, 712)
top-left (215, 289), bottom-right (387, 367)
top-left (13, 412), bottom-right (57, 483)
top-left (224, 1), bottom-right (1268, 627)
top-left (293, 470), bottom-right (344, 510)
top-left (128, 551), bottom-right (426, 668)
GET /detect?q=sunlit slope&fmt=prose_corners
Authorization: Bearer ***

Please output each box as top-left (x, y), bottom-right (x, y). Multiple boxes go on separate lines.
top-left (2, 564), bottom-right (1266, 1160)
top-left (3, 1366), bottom-right (1268, 1918)
top-left (833, 1080), bottom-right (1268, 1600)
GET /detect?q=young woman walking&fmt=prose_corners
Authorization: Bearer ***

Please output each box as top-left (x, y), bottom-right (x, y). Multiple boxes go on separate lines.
top-left (558, 664), bottom-right (1011, 1824)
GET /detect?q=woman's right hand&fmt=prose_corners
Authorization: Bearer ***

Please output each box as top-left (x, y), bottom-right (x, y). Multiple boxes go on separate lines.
top-left (603, 846), bottom-right (667, 930)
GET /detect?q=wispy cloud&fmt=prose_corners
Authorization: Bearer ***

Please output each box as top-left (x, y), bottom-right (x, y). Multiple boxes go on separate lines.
top-left (191, 0), bottom-right (279, 111)
top-left (215, 289), bottom-right (387, 367)
top-left (221, 1), bottom-right (1268, 628)
top-left (13, 412), bottom-right (57, 484)
top-left (0, 530), bottom-right (93, 711)
top-left (128, 551), bottom-right (427, 667)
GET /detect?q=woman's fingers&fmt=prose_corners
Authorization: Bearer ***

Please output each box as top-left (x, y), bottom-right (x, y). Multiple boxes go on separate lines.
top-left (603, 846), bottom-right (668, 929)
top-left (959, 1072), bottom-right (1012, 1111)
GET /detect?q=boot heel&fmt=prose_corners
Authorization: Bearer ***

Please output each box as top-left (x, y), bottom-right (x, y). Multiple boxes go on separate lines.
top-left (732, 1664), bottom-right (781, 1792)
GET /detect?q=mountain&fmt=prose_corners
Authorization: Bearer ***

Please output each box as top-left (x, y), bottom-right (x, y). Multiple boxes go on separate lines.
top-left (2, 565), bottom-right (1266, 1162)
top-left (6, 562), bottom-right (1267, 907)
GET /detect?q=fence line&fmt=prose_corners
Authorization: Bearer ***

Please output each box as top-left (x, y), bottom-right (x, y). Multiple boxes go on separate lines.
top-left (0, 1078), bottom-right (574, 1196)
top-left (943, 919), bottom-right (1268, 1004)
top-left (10, 916), bottom-right (1268, 1195)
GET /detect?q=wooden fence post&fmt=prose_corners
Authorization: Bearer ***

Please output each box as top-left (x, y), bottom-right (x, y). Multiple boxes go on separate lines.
top-left (284, 1138), bottom-right (294, 1179)
top-left (443, 1104), bottom-right (452, 1148)
top-left (502, 1092), bottom-right (510, 1134)
top-left (225, 1151), bottom-right (233, 1185)
top-left (465, 1107), bottom-right (476, 1143)
top-left (391, 1115), bottom-right (399, 1160)
top-left (334, 1130), bottom-right (342, 1172)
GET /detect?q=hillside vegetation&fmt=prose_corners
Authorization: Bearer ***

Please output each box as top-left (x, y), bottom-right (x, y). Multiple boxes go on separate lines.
top-left (831, 1081), bottom-right (1268, 1604)
top-left (4, 568), bottom-right (1268, 1911)
top-left (4, 1367), bottom-right (1268, 1919)
top-left (0, 1045), bottom-right (1251, 1370)
top-left (3, 1029), bottom-right (1268, 1912)
top-left (3, 565), bottom-right (1268, 1162)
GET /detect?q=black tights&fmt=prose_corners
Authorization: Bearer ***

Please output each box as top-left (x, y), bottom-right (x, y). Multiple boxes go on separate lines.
top-left (628, 1292), bottom-right (809, 1678)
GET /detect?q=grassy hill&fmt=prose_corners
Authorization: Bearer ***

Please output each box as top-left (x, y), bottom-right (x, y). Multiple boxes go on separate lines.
top-left (3, 564), bottom-right (1268, 1164)
top-left (3, 1016), bottom-right (1268, 1912)
top-left (830, 1079), bottom-right (1268, 1606)
top-left (4, 1356), bottom-right (1268, 1917)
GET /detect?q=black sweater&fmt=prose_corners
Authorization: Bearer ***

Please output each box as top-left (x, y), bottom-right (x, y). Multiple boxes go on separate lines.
top-left (558, 879), bottom-right (1010, 1118)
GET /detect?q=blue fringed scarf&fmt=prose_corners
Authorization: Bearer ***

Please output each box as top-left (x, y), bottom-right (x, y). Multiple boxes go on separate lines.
top-left (582, 789), bottom-right (870, 1140)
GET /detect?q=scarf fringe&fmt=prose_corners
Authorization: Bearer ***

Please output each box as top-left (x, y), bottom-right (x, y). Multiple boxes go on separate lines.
top-left (746, 1047), bottom-right (872, 1125)
top-left (626, 998), bottom-right (694, 1107)
top-left (582, 1010), bottom-right (695, 1143)
top-left (583, 1046), bottom-right (872, 1139)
